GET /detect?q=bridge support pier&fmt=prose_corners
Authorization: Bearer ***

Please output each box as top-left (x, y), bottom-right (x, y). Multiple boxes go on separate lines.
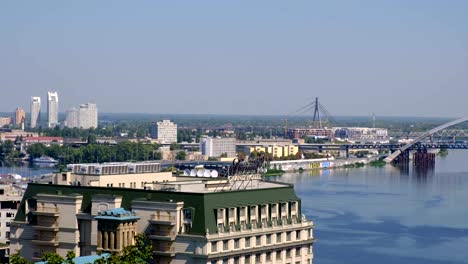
top-left (391, 150), bottom-right (410, 166)
top-left (413, 149), bottom-right (435, 167)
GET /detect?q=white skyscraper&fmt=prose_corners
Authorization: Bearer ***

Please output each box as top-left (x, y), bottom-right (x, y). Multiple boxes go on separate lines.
top-left (47, 91), bottom-right (59, 128)
top-left (64, 108), bottom-right (79, 128)
top-left (151, 120), bottom-right (177, 143)
top-left (78, 103), bottom-right (98, 129)
top-left (30, 96), bottom-right (41, 128)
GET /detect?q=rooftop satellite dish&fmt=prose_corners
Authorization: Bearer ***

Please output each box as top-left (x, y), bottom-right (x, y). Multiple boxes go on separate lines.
top-left (211, 170), bottom-right (219, 178)
top-left (184, 169), bottom-right (191, 176)
top-left (197, 169), bottom-right (204, 177)
top-left (190, 169), bottom-right (197, 177)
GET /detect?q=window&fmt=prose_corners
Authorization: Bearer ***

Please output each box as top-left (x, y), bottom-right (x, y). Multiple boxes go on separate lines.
top-left (245, 237), bottom-right (250, 247)
top-left (277, 233), bottom-right (282, 242)
top-left (183, 208), bottom-right (193, 220)
top-left (223, 240), bottom-right (228, 251)
top-left (6, 222), bottom-right (10, 227)
top-left (62, 174), bottom-right (67, 181)
top-left (211, 242), bottom-right (217, 253)
top-left (266, 252), bottom-right (271, 261)
top-left (234, 257), bottom-right (239, 264)
top-left (266, 234), bottom-right (271, 244)
top-left (245, 255), bottom-right (251, 264)
top-left (296, 247), bottom-right (301, 256)
top-left (234, 239), bottom-right (239, 249)
top-left (255, 253), bottom-right (261, 262)
top-left (6, 212), bottom-right (14, 218)
top-left (296, 230), bottom-right (301, 240)
top-left (256, 236), bottom-right (261, 246)
top-left (287, 231), bottom-right (291, 241)
top-left (276, 250), bottom-right (282, 260)
top-left (286, 249), bottom-right (291, 258)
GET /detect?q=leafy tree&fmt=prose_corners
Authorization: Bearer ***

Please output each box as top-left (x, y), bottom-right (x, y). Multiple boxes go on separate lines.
top-left (9, 251), bottom-right (30, 264)
top-left (0, 140), bottom-right (18, 160)
top-left (176, 150), bottom-right (186, 160)
top-left (87, 134), bottom-right (97, 144)
top-left (27, 143), bottom-right (47, 159)
top-left (41, 252), bottom-right (65, 264)
top-left (94, 233), bottom-right (153, 264)
top-left (65, 251), bottom-right (76, 264)
top-left (10, 250), bottom-right (76, 264)
top-left (170, 143), bottom-right (181, 150)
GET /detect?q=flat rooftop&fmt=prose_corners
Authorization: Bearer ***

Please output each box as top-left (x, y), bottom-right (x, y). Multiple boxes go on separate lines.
top-left (145, 176), bottom-right (291, 193)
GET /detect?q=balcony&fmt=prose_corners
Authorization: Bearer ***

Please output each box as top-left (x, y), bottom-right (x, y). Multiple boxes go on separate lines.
top-left (148, 230), bottom-right (177, 241)
top-left (149, 214), bottom-right (176, 225)
top-left (206, 219), bottom-right (314, 239)
top-left (32, 207), bottom-right (59, 217)
top-left (153, 245), bottom-right (176, 256)
top-left (32, 223), bottom-right (59, 232)
top-left (31, 234), bottom-right (59, 246)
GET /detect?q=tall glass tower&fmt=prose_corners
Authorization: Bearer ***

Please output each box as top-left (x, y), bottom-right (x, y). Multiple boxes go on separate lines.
top-left (47, 91), bottom-right (59, 128)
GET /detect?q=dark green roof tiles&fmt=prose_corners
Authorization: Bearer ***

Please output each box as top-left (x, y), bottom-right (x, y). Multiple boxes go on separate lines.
top-left (15, 182), bottom-right (300, 235)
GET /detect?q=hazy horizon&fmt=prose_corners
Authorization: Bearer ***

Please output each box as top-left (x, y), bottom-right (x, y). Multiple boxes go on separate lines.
top-left (1, 1), bottom-right (467, 117)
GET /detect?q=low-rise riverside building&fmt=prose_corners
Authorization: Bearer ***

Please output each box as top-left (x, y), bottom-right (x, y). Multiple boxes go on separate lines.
top-left (237, 144), bottom-right (299, 159)
top-left (11, 173), bottom-right (314, 263)
top-left (55, 162), bottom-right (179, 188)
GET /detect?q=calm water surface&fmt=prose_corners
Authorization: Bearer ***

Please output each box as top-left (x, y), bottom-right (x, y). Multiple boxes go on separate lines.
top-left (0, 163), bottom-right (55, 178)
top-left (271, 150), bottom-right (468, 264)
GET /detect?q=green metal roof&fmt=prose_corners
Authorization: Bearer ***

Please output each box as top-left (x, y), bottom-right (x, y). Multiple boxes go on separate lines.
top-left (15, 182), bottom-right (300, 235)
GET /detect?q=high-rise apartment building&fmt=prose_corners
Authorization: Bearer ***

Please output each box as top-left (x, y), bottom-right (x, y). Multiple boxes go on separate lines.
top-left (151, 120), bottom-right (177, 143)
top-left (78, 103), bottom-right (98, 129)
top-left (15, 108), bottom-right (26, 126)
top-left (64, 108), bottom-right (79, 128)
top-left (202, 137), bottom-right (237, 157)
top-left (30, 97), bottom-right (41, 128)
top-left (10, 166), bottom-right (314, 263)
top-left (47, 91), bottom-right (59, 128)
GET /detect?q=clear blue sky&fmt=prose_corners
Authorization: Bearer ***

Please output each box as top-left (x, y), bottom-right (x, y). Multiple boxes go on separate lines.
top-left (1, 0), bottom-right (467, 117)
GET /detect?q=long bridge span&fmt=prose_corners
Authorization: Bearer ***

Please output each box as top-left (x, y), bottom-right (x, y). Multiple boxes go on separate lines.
top-left (384, 117), bottom-right (468, 163)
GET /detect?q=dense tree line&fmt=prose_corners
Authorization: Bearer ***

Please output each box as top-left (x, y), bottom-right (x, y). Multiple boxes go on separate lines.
top-left (27, 141), bottom-right (162, 164)
top-left (21, 114), bottom-right (462, 144)
top-left (0, 140), bottom-right (19, 161)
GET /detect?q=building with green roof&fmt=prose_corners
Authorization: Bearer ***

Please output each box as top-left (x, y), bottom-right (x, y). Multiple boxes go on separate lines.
top-left (10, 175), bottom-right (314, 264)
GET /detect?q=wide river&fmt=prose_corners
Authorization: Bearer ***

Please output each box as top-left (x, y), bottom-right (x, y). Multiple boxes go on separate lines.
top-left (2, 152), bottom-right (467, 263)
top-left (271, 150), bottom-right (468, 264)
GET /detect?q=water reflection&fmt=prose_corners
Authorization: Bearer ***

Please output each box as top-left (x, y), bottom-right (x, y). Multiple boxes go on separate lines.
top-left (273, 151), bottom-right (468, 264)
